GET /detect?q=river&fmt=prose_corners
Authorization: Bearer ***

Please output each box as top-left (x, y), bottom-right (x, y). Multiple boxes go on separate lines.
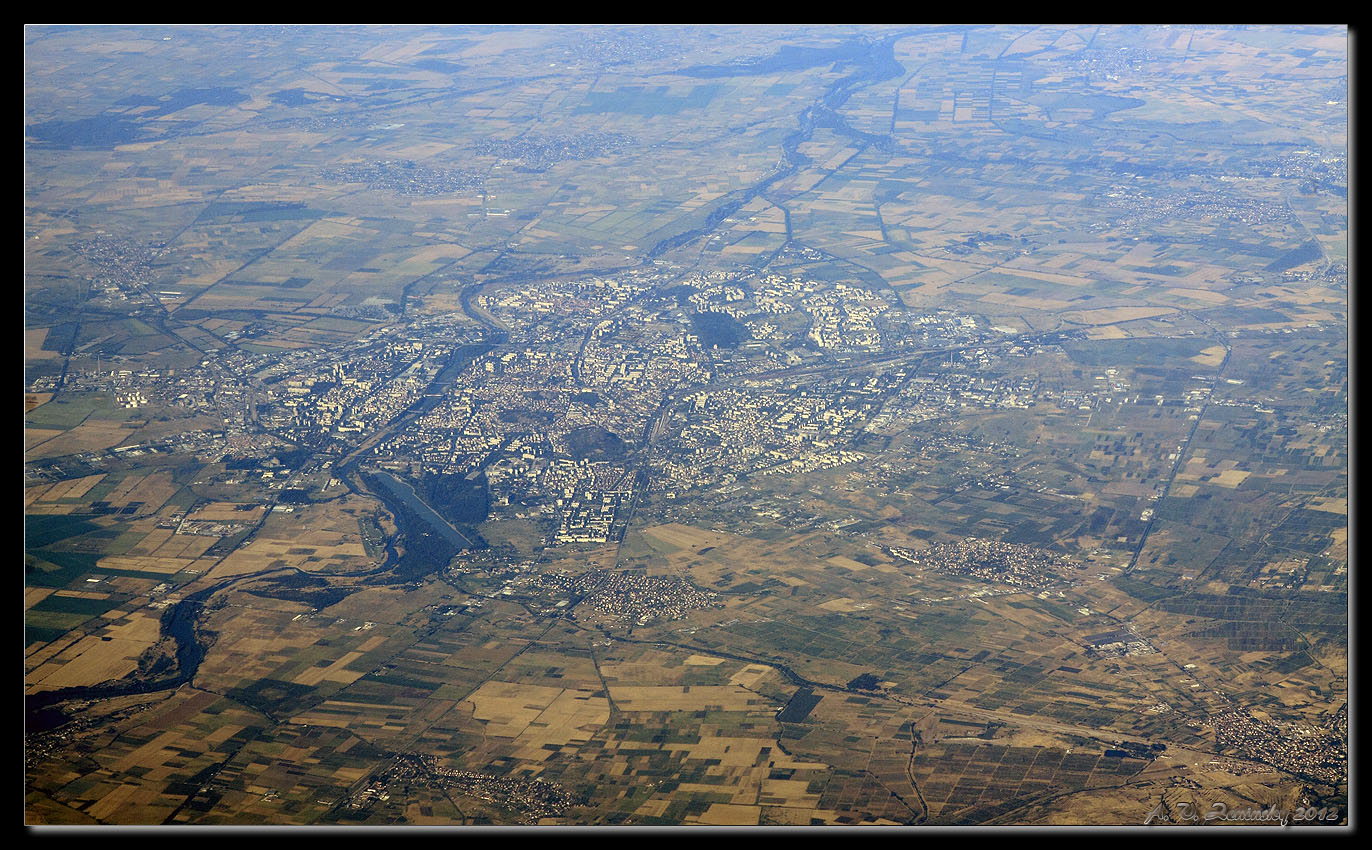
top-left (27, 29), bottom-right (929, 734)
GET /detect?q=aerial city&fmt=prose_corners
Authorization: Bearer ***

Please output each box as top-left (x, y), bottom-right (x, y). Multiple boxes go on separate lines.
top-left (25, 25), bottom-right (1347, 828)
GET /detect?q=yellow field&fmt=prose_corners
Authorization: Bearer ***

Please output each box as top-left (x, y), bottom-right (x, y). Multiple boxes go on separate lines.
top-left (26, 328), bottom-right (61, 361)
top-left (42, 471), bottom-right (176, 515)
top-left (26, 392), bottom-right (54, 412)
top-left (721, 240), bottom-right (770, 256)
top-left (634, 799), bottom-right (671, 818)
top-left (86, 180), bottom-right (206, 208)
top-left (641, 523), bottom-right (734, 552)
top-left (391, 141), bottom-right (459, 161)
top-left (206, 534), bottom-right (370, 579)
top-left (111, 728), bottom-right (191, 774)
top-left (163, 274), bottom-right (238, 305)
top-left (25, 587), bottom-right (56, 610)
top-left (25, 428), bottom-right (66, 452)
top-left (359, 34), bottom-right (445, 63)
top-left (115, 471), bottom-right (177, 506)
top-left (98, 555), bottom-right (207, 575)
top-left (464, 680), bottom-right (611, 761)
top-left (817, 597), bottom-right (866, 612)
top-left (27, 611), bottom-right (161, 692)
top-left (607, 685), bottom-right (771, 713)
top-left (52, 589), bottom-right (112, 601)
top-left (465, 681), bottom-right (568, 737)
top-left (1084, 325), bottom-right (1133, 340)
top-left (25, 482), bottom-right (58, 507)
top-left (28, 473), bottom-right (107, 504)
top-left (301, 293), bottom-right (349, 312)
top-left (1211, 469), bottom-right (1251, 488)
top-left (241, 337), bottom-right (315, 350)
top-left (979, 292), bottom-right (1074, 311)
top-left (400, 243), bottom-right (471, 266)
top-left (126, 527), bottom-right (173, 555)
top-left (83, 782), bottom-right (168, 824)
top-left (728, 664), bottom-right (775, 690)
top-left (1254, 284), bottom-right (1345, 308)
top-left (694, 803), bottom-right (761, 825)
top-left (292, 650), bottom-right (369, 687)
top-left (743, 203), bottom-right (787, 234)
top-left (825, 555), bottom-right (875, 572)
top-left (1306, 497), bottom-right (1347, 514)
top-left (1190, 345), bottom-right (1227, 367)
top-left (194, 608), bottom-right (334, 686)
top-left (997, 265), bottom-right (1096, 287)
top-left (179, 291), bottom-right (309, 314)
top-left (759, 778), bottom-right (823, 808)
top-left (151, 534), bottom-right (217, 560)
top-left (186, 502), bottom-right (266, 522)
top-left (24, 498), bottom-right (81, 515)
top-left (1063, 306), bottom-right (1178, 325)
top-left (290, 699), bottom-right (419, 732)
top-left (598, 661), bottom-right (682, 686)
top-left (1165, 287), bottom-right (1230, 304)
top-left (676, 737), bottom-right (779, 771)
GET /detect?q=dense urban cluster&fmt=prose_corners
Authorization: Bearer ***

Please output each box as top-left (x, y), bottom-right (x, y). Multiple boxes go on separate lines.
top-left (1073, 45), bottom-right (1166, 80)
top-left (24, 23), bottom-right (1347, 828)
top-left (557, 26), bottom-right (678, 67)
top-left (1102, 187), bottom-right (1292, 227)
top-left (576, 570), bottom-right (722, 624)
top-left (72, 236), bottom-right (163, 302)
top-left (348, 753), bottom-right (575, 823)
top-left (483, 568), bottom-right (721, 625)
top-left (321, 160), bottom-right (485, 195)
top-left (1210, 708), bottom-right (1346, 786)
top-left (654, 380), bottom-right (878, 491)
top-left (29, 255), bottom-right (1337, 580)
top-left (475, 132), bottom-right (635, 172)
top-left (888, 538), bottom-right (1075, 589)
top-left (1260, 150), bottom-right (1347, 191)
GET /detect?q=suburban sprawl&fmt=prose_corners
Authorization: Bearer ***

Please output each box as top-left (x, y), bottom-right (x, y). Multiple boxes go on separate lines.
top-left (26, 25), bottom-right (1346, 828)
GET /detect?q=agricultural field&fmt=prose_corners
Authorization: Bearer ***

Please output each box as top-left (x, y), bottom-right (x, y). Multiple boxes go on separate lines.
top-left (26, 25), bottom-right (1346, 829)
